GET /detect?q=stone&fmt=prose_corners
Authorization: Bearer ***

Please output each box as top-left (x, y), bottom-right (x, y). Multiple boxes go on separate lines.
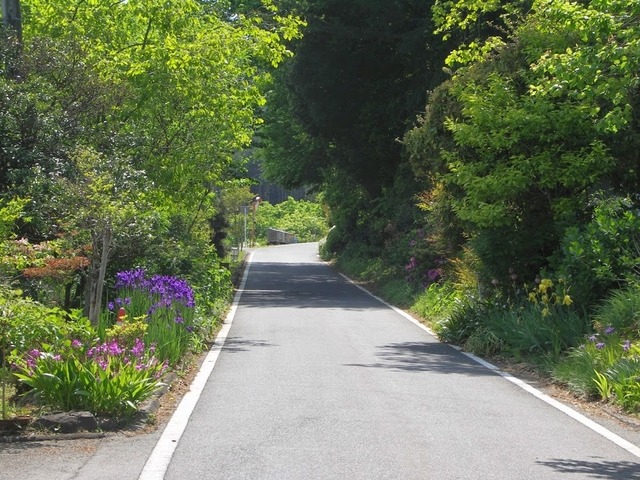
top-left (32, 411), bottom-right (98, 433)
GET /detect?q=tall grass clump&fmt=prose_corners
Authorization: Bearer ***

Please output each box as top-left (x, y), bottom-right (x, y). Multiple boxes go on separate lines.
top-left (553, 284), bottom-right (640, 412)
top-left (437, 277), bottom-right (588, 361)
top-left (13, 338), bottom-right (166, 419)
top-left (412, 281), bottom-right (459, 332)
top-left (592, 283), bottom-right (640, 336)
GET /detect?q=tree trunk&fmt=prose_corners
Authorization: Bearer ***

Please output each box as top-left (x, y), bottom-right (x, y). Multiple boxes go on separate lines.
top-left (1, 0), bottom-right (22, 42)
top-left (64, 282), bottom-right (72, 312)
top-left (87, 225), bottom-right (112, 325)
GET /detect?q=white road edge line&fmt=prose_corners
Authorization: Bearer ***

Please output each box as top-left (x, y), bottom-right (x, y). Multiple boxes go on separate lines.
top-left (138, 253), bottom-right (254, 480)
top-left (339, 272), bottom-right (640, 460)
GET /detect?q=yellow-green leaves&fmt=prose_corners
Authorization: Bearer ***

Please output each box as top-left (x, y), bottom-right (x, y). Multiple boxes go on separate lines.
top-left (433, 0), bottom-right (526, 67)
top-left (527, 0), bottom-right (640, 133)
top-left (444, 37), bottom-right (506, 68)
top-left (433, 0), bottom-right (504, 39)
top-left (0, 198), bottom-right (29, 241)
top-left (21, 0), bottom-right (303, 210)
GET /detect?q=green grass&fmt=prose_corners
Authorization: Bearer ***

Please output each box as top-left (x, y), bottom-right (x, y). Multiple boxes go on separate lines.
top-left (592, 283), bottom-right (640, 335)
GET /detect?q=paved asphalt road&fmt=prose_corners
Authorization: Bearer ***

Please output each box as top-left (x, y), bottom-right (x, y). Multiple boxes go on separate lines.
top-left (2, 242), bottom-right (640, 479)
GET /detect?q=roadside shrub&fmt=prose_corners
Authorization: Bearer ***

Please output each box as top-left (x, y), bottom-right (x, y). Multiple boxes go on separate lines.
top-left (465, 326), bottom-right (505, 357)
top-left (486, 278), bottom-right (586, 359)
top-left (0, 287), bottom-right (94, 355)
top-left (483, 297), bottom-right (587, 361)
top-left (189, 247), bottom-right (233, 316)
top-left (439, 277), bottom-right (588, 360)
top-left (447, 246), bottom-right (483, 297)
top-left (412, 281), bottom-right (458, 331)
top-left (333, 242), bottom-right (378, 278)
top-left (398, 228), bottom-right (445, 291)
top-left (378, 278), bottom-right (416, 308)
top-left (553, 194), bottom-right (640, 307)
top-left (552, 352), bottom-right (599, 399)
top-left (319, 225), bottom-right (345, 260)
top-left (468, 218), bottom-right (555, 296)
top-left (438, 296), bottom-right (490, 345)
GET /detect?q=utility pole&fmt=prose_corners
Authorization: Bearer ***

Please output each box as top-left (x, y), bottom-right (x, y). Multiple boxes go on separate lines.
top-left (1, 0), bottom-right (22, 43)
top-left (250, 196), bottom-right (260, 247)
top-left (241, 205), bottom-right (249, 251)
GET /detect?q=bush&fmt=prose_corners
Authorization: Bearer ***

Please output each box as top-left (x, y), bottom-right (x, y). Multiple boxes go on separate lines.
top-left (319, 226), bottom-right (344, 260)
top-left (378, 279), bottom-right (416, 308)
top-left (437, 278), bottom-right (588, 360)
top-left (0, 287), bottom-right (94, 356)
top-left (412, 281), bottom-right (458, 330)
top-left (482, 298), bottom-right (587, 361)
top-left (395, 228), bottom-right (445, 291)
top-left (552, 345), bottom-right (603, 399)
top-left (188, 246), bottom-right (233, 317)
top-left (438, 296), bottom-right (490, 345)
top-left (333, 242), bottom-right (381, 278)
top-left (553, 194), bottom-right (640, 307)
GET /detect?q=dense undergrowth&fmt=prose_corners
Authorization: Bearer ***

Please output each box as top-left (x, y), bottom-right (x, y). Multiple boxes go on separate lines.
top-left (1, 260), bottom-right (236, 425)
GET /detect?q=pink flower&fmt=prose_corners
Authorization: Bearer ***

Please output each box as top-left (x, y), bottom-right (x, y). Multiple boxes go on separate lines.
top-left (427, 269), bottom-right (442, 282)
top-left (131, 338), bottom-right (145, 357)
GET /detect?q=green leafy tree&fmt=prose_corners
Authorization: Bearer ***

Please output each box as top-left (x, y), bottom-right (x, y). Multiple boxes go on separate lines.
top-left (259, 0), bottom-right (452, 262)
top-left (0, 1), bottom-right (303, 312)
top-left (22, 0), bottom-right (302, 210)
top-left (54, 148), bottom-right (158, 324)
top-left (406, 0), bottom-right (640, 286)
top-left (0, 197), bottom-right (29, 282)
top-left (255, 196), bottom-right (328, 243)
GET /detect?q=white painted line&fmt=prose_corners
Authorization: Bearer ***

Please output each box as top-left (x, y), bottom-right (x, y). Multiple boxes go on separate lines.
top-left (338, 272), bottom-right (438, 337)
top-left (138, 253), bottom-right (254, 480)
top-left (498, 369), bottom-right (640, 458)
top-left (459, 350), bottom-right (500, 371)
top-left (338, 272), bottom-right (640, 459)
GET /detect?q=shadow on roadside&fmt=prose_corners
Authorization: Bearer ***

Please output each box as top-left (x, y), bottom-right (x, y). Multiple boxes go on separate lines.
top-left (344, 341), bottom-right (497, 377)
top-left (536, 458), bottom-right (640, 479)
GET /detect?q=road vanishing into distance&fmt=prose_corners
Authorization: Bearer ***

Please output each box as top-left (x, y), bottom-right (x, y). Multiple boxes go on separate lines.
top-left (2, 242), bottom-right (640, 479)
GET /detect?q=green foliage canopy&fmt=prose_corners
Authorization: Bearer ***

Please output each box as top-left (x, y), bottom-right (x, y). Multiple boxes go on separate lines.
top-left (22, 0), bottom-right (303, 209)
top-left (405, 0), bottom-right (640, 283)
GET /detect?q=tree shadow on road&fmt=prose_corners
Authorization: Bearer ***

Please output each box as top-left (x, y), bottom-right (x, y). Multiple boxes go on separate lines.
top-left (536, 458), bottom-right (640, 479)
top-left (344, 341), bottom-right (497, 376)
top-left (240, 262), bottom-right (387, 311)
top-left (221, 337), bottom-right (278, 353)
